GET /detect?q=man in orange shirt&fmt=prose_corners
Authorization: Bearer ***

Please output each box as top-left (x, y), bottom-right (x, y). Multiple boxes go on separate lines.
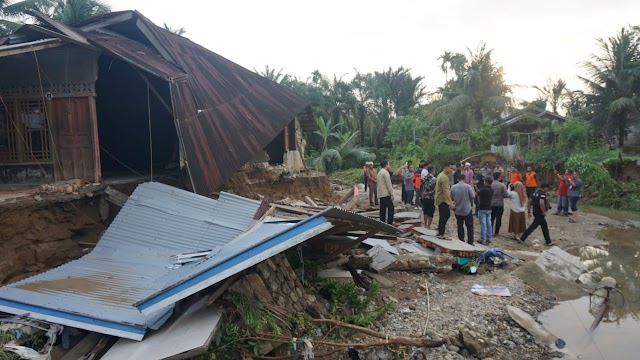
top-left (525, 166), bottom-right (538, 199)
top-left (509, 165), bottom-right (522, 185)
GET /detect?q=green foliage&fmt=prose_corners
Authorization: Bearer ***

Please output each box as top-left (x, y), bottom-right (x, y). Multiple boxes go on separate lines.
top-left (465, 125), bottom-right (498, 152)
top-left (315, 279), bottom-right (394, 327)
top-left (557, 118), bottom-right (595, 153)
top-left (566, 154), bottom-right (640, 210)
top-left (309, 128), bottom-right (375, 173)
top-left (0, 331), bottom-right (20, 360)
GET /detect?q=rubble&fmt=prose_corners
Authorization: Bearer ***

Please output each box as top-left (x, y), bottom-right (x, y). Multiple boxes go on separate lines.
top-left (535, 246), bottom-right (587, 281)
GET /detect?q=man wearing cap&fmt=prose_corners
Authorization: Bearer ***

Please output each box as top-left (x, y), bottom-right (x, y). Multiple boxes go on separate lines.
top-left (463, 162), bottom-right (474, 185)
top-left (365, 162), bottom-right (378, 206)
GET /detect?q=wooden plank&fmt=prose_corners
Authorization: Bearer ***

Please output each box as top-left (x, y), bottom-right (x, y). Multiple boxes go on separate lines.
top-left (26, 10), bottom-right (90, 45)
top-left (136, 19), bottom-right (177, 65)
top-left (88, 96), bottom-right (101, 182)
top-left (402, 219), bottom-right (423, 225)
top-left (102, 300), bottom-right (222, 360)
top-left (273, 204), bottom-right (317, 215)
top-left (61, 332), bottom-right (102, 360)
top-left (104, 186), bottom-right (129, 207)
top-left (394, 211), bottom-right (421, 220)
top-left (0, 39), bottom-right (62, 57)
top-left (206, 273), bottom-right (242, 305)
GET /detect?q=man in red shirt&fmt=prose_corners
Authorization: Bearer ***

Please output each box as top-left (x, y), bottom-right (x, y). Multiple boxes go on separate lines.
top-left (554, 169), bottom-right (573, 216)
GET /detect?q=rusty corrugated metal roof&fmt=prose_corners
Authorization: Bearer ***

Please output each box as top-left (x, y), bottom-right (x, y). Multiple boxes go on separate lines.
top-left (11, 11), bottom-right (316, 195)
top-left (84, 31), bottom-right (185, 80)
top-left (129, 13), bottom-right (313, 194)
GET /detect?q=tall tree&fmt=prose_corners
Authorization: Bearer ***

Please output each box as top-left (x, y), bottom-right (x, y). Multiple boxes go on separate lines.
top-left (533, 78), bottom-right (568, 113)
top-left (256, 65), bottom-right (291, 84)
top-left (580, 27), bottom-right (640, 147)
top-left (433, 44), bottom-right (511, 133)
top-left (1, 0), bottom-right (109, 32)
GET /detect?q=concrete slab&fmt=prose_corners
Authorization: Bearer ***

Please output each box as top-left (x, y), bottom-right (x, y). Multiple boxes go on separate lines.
top-left (535, 246), bottom-right (587, 282)
top-left (318, 268), bottom-right (353, 281)
top-left (417, 235), bottom-right (485, 257)
top-left (102, 299), bottom-right (222, 360)
top-left (402, 219), bottom-right (423, 225)
top-left (394, 211), bottom-right (421, 220)
top-left (363, 239), bottom-right (399, 255)
top-left (398, 243), bottom-right (435, 257)
top-left (366, 245), bottom-right (397, 274)
top-left (412, 227), bottom-right (438, 237)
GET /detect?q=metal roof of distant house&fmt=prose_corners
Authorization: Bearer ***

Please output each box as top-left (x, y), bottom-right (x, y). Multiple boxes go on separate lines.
top-left (497, 106), bottom-right (567, 127)
top-left (0, 182), bottom-right (398, 340)
top-left (13, 11), bottom-right (316, 196)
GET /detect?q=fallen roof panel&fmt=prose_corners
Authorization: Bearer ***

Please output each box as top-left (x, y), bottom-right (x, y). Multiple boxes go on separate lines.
top-left (0, 182), bottom-right (398, 338)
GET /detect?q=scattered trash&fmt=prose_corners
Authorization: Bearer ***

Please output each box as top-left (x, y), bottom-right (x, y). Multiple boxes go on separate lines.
top-left (476, 248), bottom-right (517, 266)
top-left (471, 284), bottom-right (511, 297)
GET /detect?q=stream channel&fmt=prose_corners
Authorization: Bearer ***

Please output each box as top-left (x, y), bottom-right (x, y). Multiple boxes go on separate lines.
top-left (539, 219), bottom-right (640, 359)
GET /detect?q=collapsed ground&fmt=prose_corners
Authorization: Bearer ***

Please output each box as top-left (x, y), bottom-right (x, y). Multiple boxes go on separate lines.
top-left (0, 171), bottom-right (635, 360)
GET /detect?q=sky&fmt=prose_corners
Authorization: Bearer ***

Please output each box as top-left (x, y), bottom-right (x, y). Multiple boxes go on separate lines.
top-left (111, 0), bottom-right (640, 105)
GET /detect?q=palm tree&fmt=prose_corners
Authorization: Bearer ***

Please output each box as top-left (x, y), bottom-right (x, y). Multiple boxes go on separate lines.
top-left (163, 22), bottom-right (186, 36)
top-left (313, 116), bottom-right (340, 152)
top-left (580, 27), bottom-right (640, 148)
top-left (256, 65), bottom-right (290, 84)
top-left (533, 78), bottom-right (568, 113)
top-left (433, 44), bottom-right (511, 133)
top-left (52, 0), bottom-right (110, 24)
top-left (310, 129), bottom-right (374, 173)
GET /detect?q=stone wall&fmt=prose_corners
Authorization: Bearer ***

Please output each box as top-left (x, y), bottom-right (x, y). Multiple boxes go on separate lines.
top-left (228, 253), bottom-right (322, 314)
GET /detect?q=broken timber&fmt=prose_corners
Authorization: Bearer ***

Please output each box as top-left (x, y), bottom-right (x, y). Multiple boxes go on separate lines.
top-left (103, 186), bottom-right (129, 207)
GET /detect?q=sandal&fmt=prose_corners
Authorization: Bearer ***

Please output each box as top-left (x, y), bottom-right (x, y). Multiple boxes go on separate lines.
top-left (436, 234), bottom-right (452, 240)
top-left (545, 242), bottom-right (556, 246)
top-left (568, 219), bottom-right (577, 223)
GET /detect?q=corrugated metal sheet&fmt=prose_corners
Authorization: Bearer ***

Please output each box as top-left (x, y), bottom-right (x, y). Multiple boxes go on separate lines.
top-left (0, 182), bottom-right (398, 339)
top-left (0, 182), bottom-right (261, 340)
top-left (117, 11), bottom-right (314, 195)
top-left (84, 31), bottom-right (185, 80)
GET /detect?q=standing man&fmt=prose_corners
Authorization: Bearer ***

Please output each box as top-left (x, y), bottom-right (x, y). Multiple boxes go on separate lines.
top-left (568, 170), bottom-right (582, 223)
top-left (472, 167), bottom-right (484, 214)
top-left (394, 160), bottom-right (411, 204)
top-left (521, 183), bottom-right (554, 246)
top-left (435, 163), bottom-right (455, 239)
top-left (403, 165), bottom-right (415, 208)
top-left (450, 173), bottom-right (475, 244)
top-left (365, 162), bottom-right (378, 206)
top-left (525, 166), bottom-right (538, 199)
top-left (453, 164), bottom-right (463, 185)
top-left (480, 162), bottom-right (491, 180)
top-left (377, 160), bottom-right (395, 224)
top-left (463, 162), bottom-right (474, 186)
top-left (478, 178), bottom-right (494, 243)
top-left (494, 162), bottom-right (505, 177)
top-left (491, 172), bottom-right (509, 236)
top-left (554, 169), bottom-right (572, 216)
top-left (420, 165), bottom-right (437, 229)
top-left (509, 165), bottom-right (522, 185)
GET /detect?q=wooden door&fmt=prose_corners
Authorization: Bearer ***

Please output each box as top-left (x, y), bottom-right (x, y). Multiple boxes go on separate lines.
top-left (49, 97), bottom-right (101, 182)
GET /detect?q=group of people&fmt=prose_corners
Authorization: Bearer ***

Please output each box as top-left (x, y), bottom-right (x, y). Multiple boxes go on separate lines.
top-left (363, 159), bottom-right (584, 247)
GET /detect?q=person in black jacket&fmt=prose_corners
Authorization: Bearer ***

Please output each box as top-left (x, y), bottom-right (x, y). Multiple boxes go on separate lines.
top-left (521, 183), bottom-right (555, 246)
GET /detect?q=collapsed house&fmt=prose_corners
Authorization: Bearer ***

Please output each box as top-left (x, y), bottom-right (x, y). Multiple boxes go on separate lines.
top-left (0, 10), bottom-right (314, 193)
top-left (0, 182), bottom-right (398, 341)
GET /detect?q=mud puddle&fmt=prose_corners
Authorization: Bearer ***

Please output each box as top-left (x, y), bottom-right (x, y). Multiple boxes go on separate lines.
top-left (539, 228), bottom-right (640, 359)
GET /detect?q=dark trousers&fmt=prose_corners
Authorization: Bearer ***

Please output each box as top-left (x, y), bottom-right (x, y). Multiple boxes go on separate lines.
top-left (404, 190), bottom-right (414, 205)
top-left (379, 196), bottom-right (394, 224)
top-left (526, 187), bottom-right (536, 199)
top-left (522, 214), bottom-right (552, 244)
top-left (455, 211), bottom-right (474, 244)
top-left (491, 206), bottom-right (504, 235)
top-left (437, 202), bottom-right (451, 235)
top-left (401, 184), bottom-right (406, 203)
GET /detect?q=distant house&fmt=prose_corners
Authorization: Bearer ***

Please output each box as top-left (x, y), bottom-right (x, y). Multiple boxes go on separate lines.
top-left (493, 106), bottom-right (567, 149)
top-left (0, 11), bottom-right (314, 195)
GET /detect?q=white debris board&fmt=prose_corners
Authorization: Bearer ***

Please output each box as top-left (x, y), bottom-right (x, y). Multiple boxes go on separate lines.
top-left (101, 300), bottom-right (222, 360)
top-left (363, 238), bottom-right (399, 255)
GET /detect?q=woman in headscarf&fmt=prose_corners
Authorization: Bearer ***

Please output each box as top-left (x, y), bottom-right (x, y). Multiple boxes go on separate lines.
top-left (508, 181), bottom-right (527, 241)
